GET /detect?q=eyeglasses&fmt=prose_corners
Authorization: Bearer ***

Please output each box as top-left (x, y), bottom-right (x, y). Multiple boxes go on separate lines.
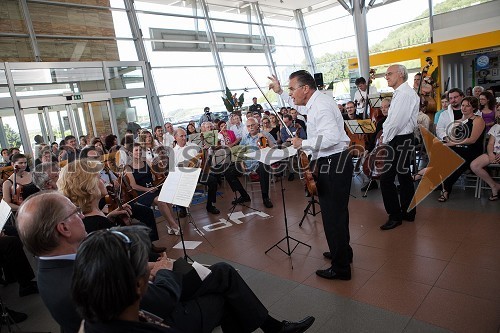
top-left (61, 206), bottom-right (83, 221)
top-left (288, 85), bottom-right (305, 92)
top-left (385, 72), bottom-right (394, 77)
top-left (86, 229), bottom-right (132, 259)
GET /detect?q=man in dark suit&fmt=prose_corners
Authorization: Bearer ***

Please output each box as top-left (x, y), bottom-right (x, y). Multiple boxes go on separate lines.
top-left (17, 192), bottom-right (314, 333)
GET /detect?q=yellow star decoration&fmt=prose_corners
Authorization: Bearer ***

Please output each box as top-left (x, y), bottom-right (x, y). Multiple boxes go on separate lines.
top-left (409, 126), bottom-right (465, 211)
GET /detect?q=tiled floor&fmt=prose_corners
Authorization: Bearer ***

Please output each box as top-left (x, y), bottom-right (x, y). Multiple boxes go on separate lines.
top-left (3, 175), bottom-right (500, 332)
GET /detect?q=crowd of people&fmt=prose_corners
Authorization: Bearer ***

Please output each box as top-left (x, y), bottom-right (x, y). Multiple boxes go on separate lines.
top-left (1, 66), bottom-right (499, 330)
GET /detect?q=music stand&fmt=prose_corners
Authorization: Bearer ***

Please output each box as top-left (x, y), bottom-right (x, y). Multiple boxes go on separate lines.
top-left (298, 195), bottom-right (321, 227)
top-left (158, 167), bottom-right (202, 263)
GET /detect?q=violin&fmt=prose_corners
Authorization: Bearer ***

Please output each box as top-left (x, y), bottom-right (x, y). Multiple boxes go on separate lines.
top-left (11, 167), bottom-right (23, 205)
top-left (416, 57), bottom-right (437, 116)
top-left (118, 167), bottom-right (139, 204)
top-left (257, 136), bottom-right (268, 149)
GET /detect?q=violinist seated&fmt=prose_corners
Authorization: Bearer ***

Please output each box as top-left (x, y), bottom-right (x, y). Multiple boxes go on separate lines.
top-left (125, 144), bottom-right (181, 236)
top-left (280, 115), bottom-right (307, 181)
top-left (361, 97), bottom-right (390, 192)
top-left (354, 77), bottom-right (377, 115)
top-left (290, 108), bottom-right (307, 131)
top-left (172, 128), bottom-right (221, 215)
top-left (80, 147), bottom-right (166, 246)
top-left (2, 153), bottom-right (40, 212)
top-left (240, 117), bottom-right (276, 208)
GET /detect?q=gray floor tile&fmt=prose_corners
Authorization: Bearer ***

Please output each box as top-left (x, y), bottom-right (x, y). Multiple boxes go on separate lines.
top-left (403, 319), bottom-right (453, 333)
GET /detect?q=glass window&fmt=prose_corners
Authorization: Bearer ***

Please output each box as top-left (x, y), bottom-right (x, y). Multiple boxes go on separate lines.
top-left (219, 53), bottom-right (268, 66)
top-left (135, 1), bottom-right (201, 16)
top-left (112, 96), bottom-right (150, 139)
top-left (432, 0), bottom-right (493, 15)
top-left (0, 70), bottom-right (9, 98)
top-left (367, 0), bottom-right (430, 53)
top-left (307, 15), bottom-right (354, 46)
top-left (303, 6), bottom-right (348, 26)
top-left (153, 67), bottom-right (220, 95)
top-left (108, 66), bottom-right (145, 90)
top-left (264, 25), bottom-right (302, 47)
top-left (116, 40), bottom-right (139, 61)
top-left (0, 108), bottom-right (24, 152)
top-left (111, 10), bottom-right (133, 38)
top-left (272, 46), bottom-right (306, 66)
top-left (224, 66), bottom-right (270, 91)
top-left (160, 91), bottom-right (226, 119)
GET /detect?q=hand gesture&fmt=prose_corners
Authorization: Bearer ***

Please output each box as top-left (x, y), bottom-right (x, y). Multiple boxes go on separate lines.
top-left (268, 75), bottom-right (283, 94)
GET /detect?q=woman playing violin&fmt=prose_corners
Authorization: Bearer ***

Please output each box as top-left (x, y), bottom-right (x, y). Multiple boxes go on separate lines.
top-left (80, 148), bottom-right (164, 249)
top-left (57, 159), bottom-right (132, 233)
top-left (126, 143), bottom-right (180, 235)
top-left (138, 129), bottom-right (157, 166)
top-left (2, 154), bottom-right (39, 211)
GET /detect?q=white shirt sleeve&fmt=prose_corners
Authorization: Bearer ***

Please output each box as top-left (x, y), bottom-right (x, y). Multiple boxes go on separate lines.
top-left (382, 84), bottom-right (419, 144)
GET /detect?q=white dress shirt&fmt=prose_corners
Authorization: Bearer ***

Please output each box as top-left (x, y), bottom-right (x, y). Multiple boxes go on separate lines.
top-left (163, 133), bottom-right (175, 148)
top-left (280, 90), bottom-right (350, 160)
top-left (173, 142), bottom-right (200, 165)
top-left (229, 123), bottom-right (247, 140)
top-left (382, 82), bottom-right (419, 144)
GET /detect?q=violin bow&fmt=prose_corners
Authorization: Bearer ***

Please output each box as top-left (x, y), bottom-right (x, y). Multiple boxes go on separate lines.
top-left (244, 66), bottom-right (294, 138)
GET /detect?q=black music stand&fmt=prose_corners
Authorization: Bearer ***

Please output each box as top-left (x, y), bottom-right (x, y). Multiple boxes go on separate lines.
top-left (299, 195), bottom-right (321, 227)
top-left (265, 164), bottom-right (311, 268)
top-left (0, 296), bottom-right (19, 333)
top-left (173, 206), bottom-right (193, 263)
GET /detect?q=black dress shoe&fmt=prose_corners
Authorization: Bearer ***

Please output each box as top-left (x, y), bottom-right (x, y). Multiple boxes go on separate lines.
top-left (323, 252), bottom-right (353, 263)
top-left (5, 308), bottom-right (28, 324)
top-left (231, 195), bottom-right (251, 205)
top-left (19, 281), bottom-right (38, 297)
top-left (207, 206), bottom-right (220, 214)
top-left (280, 316), bottom-right (315, 333)
top-left (361, 181), bottom-right (378, 192)
top-left (151, 244), bottom-right (167, 253)
top-left (263, 198), bottom-right (273, 208)
top-left (316, 267), bottom-right (351, 280)
top-left (380, 220), bottom-right (402, 230)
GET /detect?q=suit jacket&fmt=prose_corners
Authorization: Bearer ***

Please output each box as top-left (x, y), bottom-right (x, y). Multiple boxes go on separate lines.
top-left (37, 258), bottom-right (211, 333)
top-left (38, 259), bottom-right (81, 333)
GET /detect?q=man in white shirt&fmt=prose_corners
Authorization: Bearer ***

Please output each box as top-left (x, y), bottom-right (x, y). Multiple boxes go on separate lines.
top-left (354, 77), bottom-right (378, 117)
top-left (269, 70), bottom-right (353, 281)
top-left (229, 113), bottom-right (247, 143)
top-left (379, 64), bottom-right (419, 231)
top-left (436, 88), bottom-right (465, 141)
top-left (173, 128), bottom-right (220, 214)
top-left (163, 122), bottom-right (175, 148)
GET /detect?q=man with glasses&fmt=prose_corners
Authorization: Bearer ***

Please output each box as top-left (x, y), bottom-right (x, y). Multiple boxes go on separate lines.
top-left (269, 70), bottom-right (353, 281)
top-left (378, 64), bottom-right (419, 231)
top-left (17, 192), bottom-right (314, 333)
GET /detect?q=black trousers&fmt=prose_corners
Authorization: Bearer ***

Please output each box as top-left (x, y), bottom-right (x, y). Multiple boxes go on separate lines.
top-left (0, 235), bottom-right (35, 286)
top-left (131, 203), bottom-right (159, 242)
top-left (222, 163), bottom-right (249, 198)
top-left (199, 174), bottom-right (218, 206)
top-left (170, 262), bottom-right (268, 333)
top-left (380, 134), bottom-right (416, 221)
top-left (256, 162), bottom-right (270, 199)
top-left (442, 146), bottom-right (481, 195)
top-left (316, 150), bottom-right (353, 272)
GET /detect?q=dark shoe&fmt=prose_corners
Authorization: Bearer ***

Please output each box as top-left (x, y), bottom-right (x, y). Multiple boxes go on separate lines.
top-left (231, 195), bottom-right (251, 205)
top-left (151, 244), bottom-right (167, 253)
top-left (402, 214), bottom-right (415, 222)
top-left (288, 173), bottom-right (295, 181)
top-left (263, 198), bottom-right (273, 208)
top-left (178, 208), bottom-right (187, 218)
top-left (489, 193), bottom-right (499, 201)
top-left (380, 220), bottom-right (402, 230)
top-left (323, 251), bottom-right (353, 263)
top-left (207, 206), bottom-right (220, 214)
top-left (361, 181), bottom-right (378, 192)
top-left (280, 316), bottom-right (315, 333)
top-left (19, 280), bottom-right (38, 297)
top-left (315, 267), bottom-right (351, 280)
top-left (5, 308), bottom-right (28, 324)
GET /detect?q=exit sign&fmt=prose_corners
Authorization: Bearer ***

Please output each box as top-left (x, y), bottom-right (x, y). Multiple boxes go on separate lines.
top-left (73, 94), bottom-right (83, 100)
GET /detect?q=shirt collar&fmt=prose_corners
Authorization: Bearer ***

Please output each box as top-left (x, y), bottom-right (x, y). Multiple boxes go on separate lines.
top-left (305, 90), bottom-right (322, 111)
top-left (39, 253), bottom-right (77, 260)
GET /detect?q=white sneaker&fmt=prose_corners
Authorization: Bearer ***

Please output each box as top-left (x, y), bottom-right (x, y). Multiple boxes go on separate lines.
top-left (167, 226), bottom-right (180, 236)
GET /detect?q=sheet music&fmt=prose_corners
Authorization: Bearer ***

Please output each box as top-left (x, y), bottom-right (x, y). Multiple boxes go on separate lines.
top-left (345, 120), bottom-right (363, 134)
top-left (192, 261), bottom-right (212, 281)
top-left (0, 200), bottom-right (12, 231)
top-left (158, 167), bottom-right (201, 207)
top-left (245, 146), bottom-right (295, 165)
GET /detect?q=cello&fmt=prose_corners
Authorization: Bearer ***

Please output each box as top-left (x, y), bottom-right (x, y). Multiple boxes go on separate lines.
top-left (416, 57), bottom-right (437, 118)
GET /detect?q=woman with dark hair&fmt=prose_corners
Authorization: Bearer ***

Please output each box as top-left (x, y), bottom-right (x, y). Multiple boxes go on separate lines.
top-left (105, 134), bottom-right (118, 152)
top-left (437, 97), bottom-right (485, 202)
top-left (126, 144), bottom-right (179, 235)
top-left (217, 120), bottom-right (237, 147)
top-left (186, 123), bottom-right (197, 137)
top-left (71, 226), bottom-right (176, 332)
top-left (90, 137), bottom-right (107, 154)
top-left (2, 153), bottom-right (39, 211)
top-left (479, 91), bottom-right (496, 132)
